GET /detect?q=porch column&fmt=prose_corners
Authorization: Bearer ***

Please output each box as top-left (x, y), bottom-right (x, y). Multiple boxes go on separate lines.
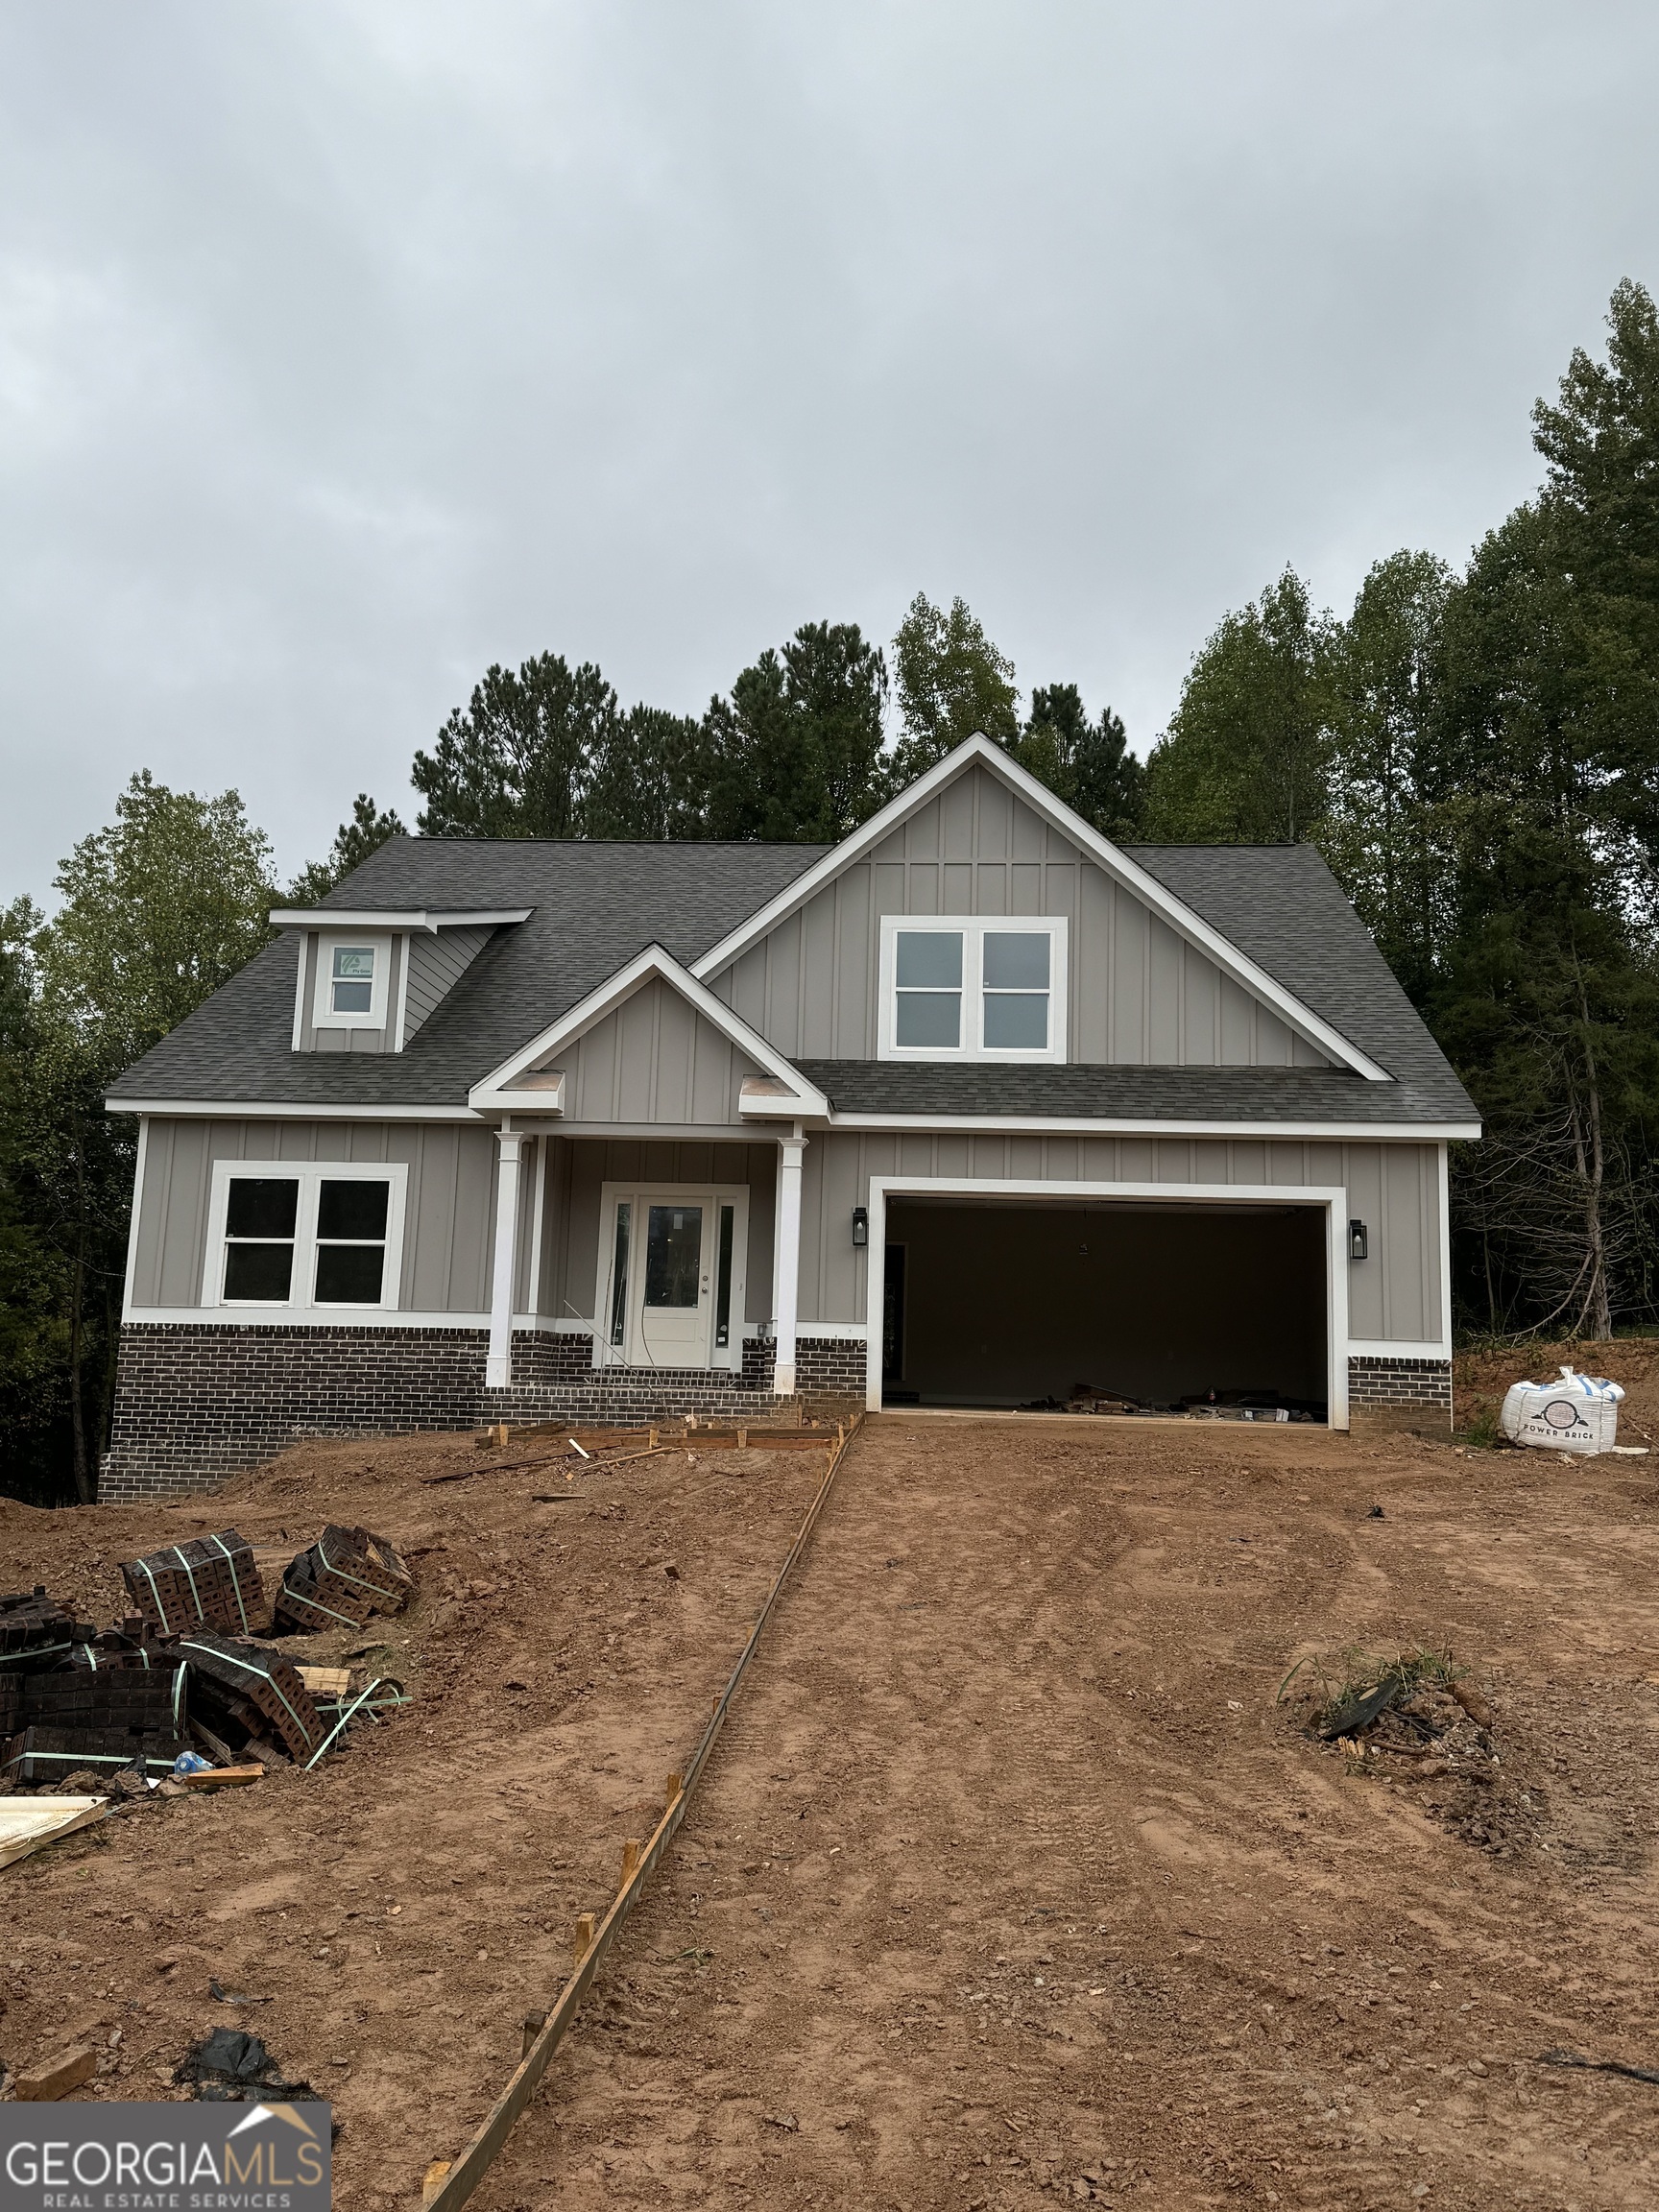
top-left (486, 1125), bottom-right (526, 1390)
top-left (772, 1130), bottom-right (805, 1396)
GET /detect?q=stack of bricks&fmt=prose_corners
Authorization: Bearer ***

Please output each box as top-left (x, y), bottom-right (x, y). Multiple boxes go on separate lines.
top-left (1, 1594), bottom-right (189, 1784)
top-left (120, 1530), bottom-right (263, 1638)
top-left (170, 1629), bottom-right (324, 1764)
top-left (275, 1526), bottom-right (411, 1636)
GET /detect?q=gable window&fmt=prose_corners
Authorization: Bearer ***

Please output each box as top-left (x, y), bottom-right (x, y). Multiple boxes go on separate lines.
top-left (204, 1162), bottom-right (406, 1310)
top-left (878, 915), bottom-right (1067, 1062)
top-left (311, 933), bottom-right (390, 1030)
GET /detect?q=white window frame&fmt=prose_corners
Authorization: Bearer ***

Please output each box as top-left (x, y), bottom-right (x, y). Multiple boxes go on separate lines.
top-left (591, 1182), bottom-right (750, 1372)
top-left (877, 914), bottom-right (1068, 1063)
top-left (312, 932), bottom-right (392, 1031)
top-left (203, 1159), bottom-right (408, 1312)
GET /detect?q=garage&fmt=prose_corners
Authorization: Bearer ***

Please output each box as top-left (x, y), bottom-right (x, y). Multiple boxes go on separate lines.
top-left (880, 1196), bottom-right (1329, 1418)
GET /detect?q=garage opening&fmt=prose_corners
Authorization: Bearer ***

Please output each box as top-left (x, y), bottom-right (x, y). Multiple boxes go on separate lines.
top-left (881, 1197), bottom-right (1328, 1420)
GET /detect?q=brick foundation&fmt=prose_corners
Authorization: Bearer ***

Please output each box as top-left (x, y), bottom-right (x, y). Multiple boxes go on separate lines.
top-left (1347, 1354), bottom-right (1453, 1427)
top-left (101, 1322), bottom-right (869, 1502)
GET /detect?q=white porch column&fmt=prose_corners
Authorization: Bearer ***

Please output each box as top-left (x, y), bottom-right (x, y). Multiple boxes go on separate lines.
top-left (772, 1130), bottom-right (805, 1396)
top-left (486, 1125), bottom-right (526, 1390)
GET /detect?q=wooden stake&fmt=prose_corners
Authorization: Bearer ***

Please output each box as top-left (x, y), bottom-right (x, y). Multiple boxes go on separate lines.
top-left (421, 2163), bottom-right (453, 2209)
top-left (665, 1770), bottom-right (682, 1808)
top-left (737, 1425), bottom-right (748, 1450)
top-left (573, 1913), bottom-right (595, 1965)
top-left (520, 2009), bottom-right (547, 2058)
top-left (649, 1425), bottom-right (658, 1450)
top-left (619, 1839), bottom-right (640, 1887)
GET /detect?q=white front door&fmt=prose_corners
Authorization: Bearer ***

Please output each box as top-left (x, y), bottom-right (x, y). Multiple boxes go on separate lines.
top-left (596, 1184), bottom-right (748, 1371)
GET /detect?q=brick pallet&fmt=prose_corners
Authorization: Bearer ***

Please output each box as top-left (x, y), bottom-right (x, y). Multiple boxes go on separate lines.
top-left (3, 1721), bottom-right (187, 1784)
top-left (21, 1663), bottom-right (187, 1740)
top-left (121, 1530), bottom-right (263, 1637)
top-left (172, 1630), bottom-right (324, 1763)
top-left (0, 1590), bottom-right (96, 1671)
top-left (275, 1525), bottom-right (410, 1635)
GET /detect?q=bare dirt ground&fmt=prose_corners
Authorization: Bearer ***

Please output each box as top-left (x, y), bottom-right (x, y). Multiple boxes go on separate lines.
top-left (5, 1337), bottom-right (1659, 2212)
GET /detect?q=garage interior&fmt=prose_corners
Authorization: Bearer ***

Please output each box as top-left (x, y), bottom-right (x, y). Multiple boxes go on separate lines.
top-left (881, 1197), bottom-right (1329, 1418)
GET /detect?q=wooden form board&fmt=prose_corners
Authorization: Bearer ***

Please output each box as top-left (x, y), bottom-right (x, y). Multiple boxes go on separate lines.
top-left (421, 1414), bottom-right (861, 2212)
top-left (0, 1796), bottom-right (108, 1871)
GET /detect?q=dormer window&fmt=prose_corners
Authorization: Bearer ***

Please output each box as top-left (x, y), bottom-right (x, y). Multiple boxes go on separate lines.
top-left (878, 914), bottom-right (1068, 1062)
top-left (330, 946), bottom-right (375, 1015)
top-left (311, 931), bottom-right (390, 1030)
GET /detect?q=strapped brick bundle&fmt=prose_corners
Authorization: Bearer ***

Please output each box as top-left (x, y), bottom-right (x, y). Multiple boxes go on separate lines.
top-left (120, 1530), bottom-right (263, 1638)
top-left (2, 1722), bottom-right (189, 1785)
top-left (0, 1589), bottom-right (96, 1674)
top-left (274, 1526), bottom-right (411, 1635)
top-left (172, 1630), bottom-right (324, 1763)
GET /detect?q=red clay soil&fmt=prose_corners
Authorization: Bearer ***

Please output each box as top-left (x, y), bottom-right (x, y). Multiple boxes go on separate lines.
top-left (5, 1342), bottom-right (1659, 2212)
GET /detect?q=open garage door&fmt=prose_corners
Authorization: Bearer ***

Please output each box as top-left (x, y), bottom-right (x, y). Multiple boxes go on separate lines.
top-left (882, 1197), bottom-right (1328, 1421)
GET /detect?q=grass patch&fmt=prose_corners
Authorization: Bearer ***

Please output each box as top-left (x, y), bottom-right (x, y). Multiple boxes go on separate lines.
top-left (1280, 1644), bottom-right (1459, 1739)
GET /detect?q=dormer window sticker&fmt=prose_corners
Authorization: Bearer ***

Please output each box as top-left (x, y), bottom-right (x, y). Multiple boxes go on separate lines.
top-left (877, 914), bottom-right (1068, 1062)
top-left (313, 933), bottom-right (390, 1029)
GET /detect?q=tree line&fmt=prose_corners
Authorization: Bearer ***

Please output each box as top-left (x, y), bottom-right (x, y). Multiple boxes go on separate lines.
top-left (5, 279), bottom-right (1657, 1500)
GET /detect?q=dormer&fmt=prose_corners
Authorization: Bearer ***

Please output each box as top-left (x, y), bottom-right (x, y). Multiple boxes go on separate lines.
top-left (269, 905), bottom-right (532, 1054)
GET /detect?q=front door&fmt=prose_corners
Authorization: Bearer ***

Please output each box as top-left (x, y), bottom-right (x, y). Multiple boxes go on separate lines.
top-left (596, 1184), bottom-right (748, 1371)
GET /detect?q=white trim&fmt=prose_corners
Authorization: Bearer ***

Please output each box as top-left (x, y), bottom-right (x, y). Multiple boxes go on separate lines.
top-left (878, 913), bottom-right (1068, 1064)
top-left (312, 931), bottom-right (392, 1031)
top-left (120, 1117), bottom-right (151, 1324)
top-left (591, 1180), bottom-right (751, 1373)
top-left (200, 1158), bottom-right (408, 1312)
top-left (269, 907), bottom-right (532, 931)
top-left (1436, 1140), bottom-right (1454, 1358)
top-left (824, 1112), bottom-right (1481, 1140)
top-left (486, 1128), bottom-right (526, 1387)
top-left (860, 1174), bottom-right (1351, 1429)
top-left (290, 939), bottom-right (308, 1054)
top-left (392, 931), bottom-right (413, 1051)
top-left (788, 1319), bottom-right (869, 1340)
top-left (1348, 1339), bottom-right (1451, 1361)
top-left (690, 733), bottom-right (1391, 1082)
top-left (773, 1134), bottom-right (805, 1393)
top-left (106, 1097), bottom-right (487, 1121)
top-left (128, 1305), bottom-right (484, 1329)
top-left (468, 941), bottom-right (830, 1116)
top-left (525, 1134), bottom-right (548, 1320)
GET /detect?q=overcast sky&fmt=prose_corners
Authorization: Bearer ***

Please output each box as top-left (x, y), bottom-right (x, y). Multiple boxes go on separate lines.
top-left (3, 3), bottom-right (1656, 902)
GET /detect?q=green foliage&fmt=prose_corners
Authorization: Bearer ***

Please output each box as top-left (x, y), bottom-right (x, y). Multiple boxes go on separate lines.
top-left (412, 654), bottom-right (619, 839)
top-left (289, 794), bottom-right (407, 903)
top-left (886, 592), bottom-right (1020, 788)
top-left (705, 622), bottom-right (889, 841)
top-left (0, 778), bottom-right (276, 1502)
top-left (1011, 684), bottom-right (1142, 839)
top-left (40, 771), bottom-right (276, 1061)
top-left (1141, 568), bottom-right (1334, 844)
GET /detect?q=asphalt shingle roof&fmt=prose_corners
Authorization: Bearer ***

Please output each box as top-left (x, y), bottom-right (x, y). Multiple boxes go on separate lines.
top-left (108, 832), bottom-right (1477, 1127)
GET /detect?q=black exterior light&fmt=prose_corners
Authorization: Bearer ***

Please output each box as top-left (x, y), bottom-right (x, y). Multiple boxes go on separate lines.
top-left (852, 1206), bottom-right (869, 1247)
top-left (1349, 1218), bottom-right (1369, 1262)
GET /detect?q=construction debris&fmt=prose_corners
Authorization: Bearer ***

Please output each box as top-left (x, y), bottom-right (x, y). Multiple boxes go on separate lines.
top-left (13, 2042), bottom-right (98, 2102)
top-left (275, 1525), bottom-right (411, 1634)
top-left (175, 2027), bottom-right (324, 2105)
top-left (121, 1529), bottom-right (263, 1637)
top-left (1, 1527), bottom-right (416, 1797)
top-left (0, 1794), bottom-right (108, 1870)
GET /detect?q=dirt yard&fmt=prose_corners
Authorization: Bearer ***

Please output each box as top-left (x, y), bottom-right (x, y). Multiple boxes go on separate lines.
top-left (4, 1340), bottom-right (1659, 2211)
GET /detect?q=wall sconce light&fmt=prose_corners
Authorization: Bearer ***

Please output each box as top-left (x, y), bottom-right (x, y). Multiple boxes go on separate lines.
top-left (1349, 1218), bottom-right (1368, 1262)
top-left (852, 1206), bottom-right (869, 1248)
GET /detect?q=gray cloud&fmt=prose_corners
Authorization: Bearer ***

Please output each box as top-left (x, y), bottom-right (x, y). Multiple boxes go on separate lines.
top-left (2, 1), bottom-right (1655, 898)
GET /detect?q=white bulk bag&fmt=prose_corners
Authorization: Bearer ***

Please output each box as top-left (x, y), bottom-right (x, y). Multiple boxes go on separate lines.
top-left (1499, 1365), bottom-right (1623, 1455)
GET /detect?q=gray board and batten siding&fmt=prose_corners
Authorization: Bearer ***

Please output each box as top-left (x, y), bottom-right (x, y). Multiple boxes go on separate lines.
top-left (403, 926), bottom-right (493, 1043)
top-left (554, 977), bottom-right (770, 1126)
top-left (707, 764), bottom-right (1333, 1070)
top-left (794, 1130), bottom-right (1445, 1347)
top-left (129, 1117), bottom-right (781, 1335)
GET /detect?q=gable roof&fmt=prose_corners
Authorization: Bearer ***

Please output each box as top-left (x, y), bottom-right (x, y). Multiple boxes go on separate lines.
top-left (109, 838), bottom-right (829, 1114)
top-left (690, 733), bottom-right (1390, 1081)
top-left (107, 750), bottom-right (1478, 1133)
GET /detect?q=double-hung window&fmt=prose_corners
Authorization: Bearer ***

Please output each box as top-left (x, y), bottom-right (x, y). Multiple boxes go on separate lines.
top-left (206, 1162), bottom-right (406, 1310)
top-left (878, 915), bottom-right (1067, 1062)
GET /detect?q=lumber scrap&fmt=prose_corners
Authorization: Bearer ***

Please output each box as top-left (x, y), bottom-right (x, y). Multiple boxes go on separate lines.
top-left (0, 1795), bottom-right (108, 1871)
top-left (421, 1413), bottom-right (862, 2212)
